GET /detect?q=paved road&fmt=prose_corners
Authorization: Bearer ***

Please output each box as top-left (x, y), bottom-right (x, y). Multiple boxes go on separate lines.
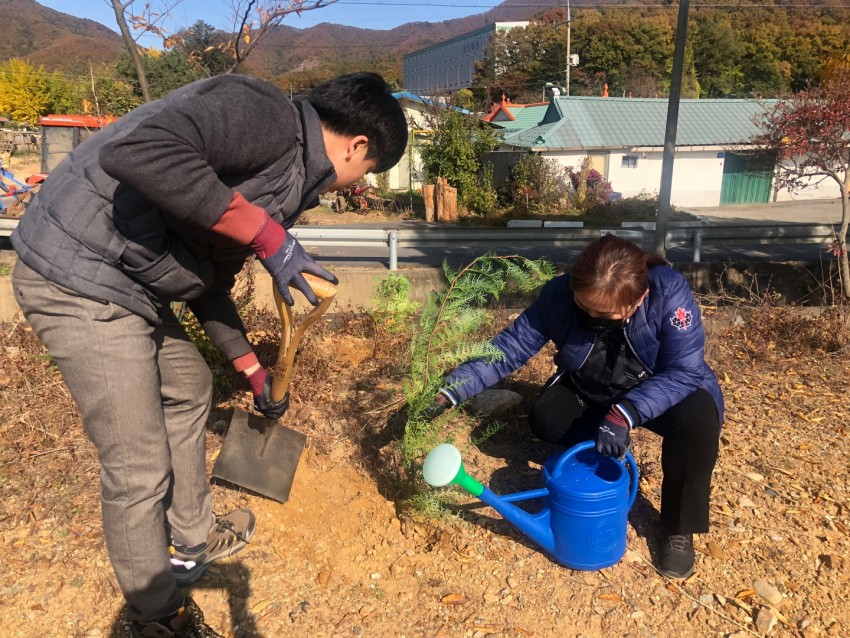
top-left (298, 198), bottom-right (847, 269)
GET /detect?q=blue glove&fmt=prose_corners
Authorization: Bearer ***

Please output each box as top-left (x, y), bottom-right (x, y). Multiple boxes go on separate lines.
top-left (252, 218), bottom-right (338, 306)
top-left (595, 405), bottom-right (632, 458)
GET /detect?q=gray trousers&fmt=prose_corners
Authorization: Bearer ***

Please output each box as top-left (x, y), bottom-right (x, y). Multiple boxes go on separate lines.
top-left (13, 260), bottom-right (214, 622)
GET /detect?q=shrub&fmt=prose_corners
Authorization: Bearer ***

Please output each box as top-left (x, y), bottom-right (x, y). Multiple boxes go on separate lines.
top-left (370, 273), bottom-right (420, 334)
top-left (506, 153), bottom-right (569, 215)
top-left (463, 163), bottom-right (498, 215)
top-left (566, 158), bottom-right (613, 212)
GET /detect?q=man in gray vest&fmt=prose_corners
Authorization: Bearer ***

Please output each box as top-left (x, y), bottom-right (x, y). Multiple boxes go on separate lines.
top-left (11, 72), bottom-right (407, 637)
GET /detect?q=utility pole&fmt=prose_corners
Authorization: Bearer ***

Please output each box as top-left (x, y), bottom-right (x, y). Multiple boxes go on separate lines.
top-left (565, 0), bottom-right (571, 95)
top-left (655, 0), bottom-right (690, 258)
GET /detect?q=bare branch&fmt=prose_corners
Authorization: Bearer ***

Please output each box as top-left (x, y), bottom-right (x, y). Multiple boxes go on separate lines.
top-left (226, 0), bottom-right (340, 72)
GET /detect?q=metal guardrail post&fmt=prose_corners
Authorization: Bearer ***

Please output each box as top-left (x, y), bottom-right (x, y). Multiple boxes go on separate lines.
top-left (693, 228), bottom-right (703, 263)
top-left (387, 229), bottom-right (398, 271)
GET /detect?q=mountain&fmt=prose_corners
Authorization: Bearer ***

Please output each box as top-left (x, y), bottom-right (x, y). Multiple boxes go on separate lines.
top-left (244, 0), bottom-right (565, 78)
top-left (0, 0), bottom-right (564, 82)
top-left (0, 0), bottom-right (123, 76)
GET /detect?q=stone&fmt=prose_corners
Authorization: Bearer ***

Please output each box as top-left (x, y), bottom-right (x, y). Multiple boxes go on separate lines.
top-left (755, 607), bottom-right (778, 635)
top-left (754, 579), bottom-right (783, 606)
top-left (469, 389), bottom-right (523, 417)
top-left (737, 495), bottom-right (756, 508)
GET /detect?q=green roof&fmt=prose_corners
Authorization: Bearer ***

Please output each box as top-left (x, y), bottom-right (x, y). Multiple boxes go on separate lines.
top-left (490, 104), bottom-right (549, 131)
top-left (502, 97), bottom-right (778, 149)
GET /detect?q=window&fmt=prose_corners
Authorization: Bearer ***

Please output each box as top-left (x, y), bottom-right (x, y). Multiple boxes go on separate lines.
top-left (622, 155), bottom-right (638, 168)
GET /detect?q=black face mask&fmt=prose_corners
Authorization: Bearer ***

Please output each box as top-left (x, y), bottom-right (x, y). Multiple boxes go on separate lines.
top-left (575, 305), bottom-right (627, 333)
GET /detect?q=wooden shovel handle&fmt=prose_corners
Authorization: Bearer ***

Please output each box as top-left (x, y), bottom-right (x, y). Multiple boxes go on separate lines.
top-left (271, 273), bottom-right (338, 403)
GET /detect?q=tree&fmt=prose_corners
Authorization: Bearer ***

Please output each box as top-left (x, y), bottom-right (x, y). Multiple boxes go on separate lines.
top-left (109, 1), bottom-right (339, 102)
top-left (84, 66), bottom-right (143, 116)
top-left (116, 49), bottom-right (202, 100)
top-left (0, 59), bottom-right (49, 126)
top-left (751, 70), bottom-right (850, 296)
top-left (419, 109), bottom-right (499, 212)
top-left (174, 21), bottom-right (233, 77)
top-left (45, 71), bottom-right (83, 115)
top-left (108, 0), bottom-right (181, 102)
top-left (219, 1), bottom-right (340, 73)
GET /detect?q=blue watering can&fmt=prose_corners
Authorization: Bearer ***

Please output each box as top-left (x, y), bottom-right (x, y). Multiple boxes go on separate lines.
top-left (423, 440), bottom-right (638, 570)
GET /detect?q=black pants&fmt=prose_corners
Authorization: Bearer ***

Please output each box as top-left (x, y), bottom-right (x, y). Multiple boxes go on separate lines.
top-left (529, 381), bottom-right (721, 534)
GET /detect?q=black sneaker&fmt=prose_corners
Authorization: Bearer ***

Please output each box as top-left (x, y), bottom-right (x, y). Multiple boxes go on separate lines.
top-left (129, 597), bottom-right (222, 637)
top-left (170, 509), bottom-right (256, 585)
top-left (657, 533), bottom-right (695, 579)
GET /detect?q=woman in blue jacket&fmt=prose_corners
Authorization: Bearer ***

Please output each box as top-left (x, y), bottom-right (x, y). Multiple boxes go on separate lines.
top-left (427, 234), bottom-right (723, 579)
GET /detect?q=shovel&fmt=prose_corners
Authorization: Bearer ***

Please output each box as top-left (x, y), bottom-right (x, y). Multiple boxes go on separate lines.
top-left (212, 273), bottom-right (337, 503)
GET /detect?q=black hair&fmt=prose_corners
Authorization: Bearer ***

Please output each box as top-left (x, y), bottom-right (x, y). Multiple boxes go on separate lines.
top-left (307, 72), bottom-right (408, 174)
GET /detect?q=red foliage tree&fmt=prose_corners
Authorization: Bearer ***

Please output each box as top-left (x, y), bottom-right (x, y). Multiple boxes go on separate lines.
top-left (752, 70), bottom-right (850, 296)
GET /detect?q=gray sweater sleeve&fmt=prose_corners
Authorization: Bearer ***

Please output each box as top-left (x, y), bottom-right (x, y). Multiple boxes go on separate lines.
top-left (99, 75), bottom-right (300, 229)
top-left (186, 258), bottom-right (253, 363)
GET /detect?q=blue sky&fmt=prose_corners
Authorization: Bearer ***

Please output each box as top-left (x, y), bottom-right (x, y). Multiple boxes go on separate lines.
top-left (40, 1), bottom-right (507, 44)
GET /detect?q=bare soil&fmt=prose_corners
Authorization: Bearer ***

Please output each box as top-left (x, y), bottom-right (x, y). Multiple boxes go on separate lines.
top-left (1, 294), bottom-right (849, 638)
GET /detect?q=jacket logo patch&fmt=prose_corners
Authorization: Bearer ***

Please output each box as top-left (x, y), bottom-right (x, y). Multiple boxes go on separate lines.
top-left (670, 307), bottom-right (692, 330)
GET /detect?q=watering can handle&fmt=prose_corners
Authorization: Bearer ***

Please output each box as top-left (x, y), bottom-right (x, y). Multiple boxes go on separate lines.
top-left (624, 450), bottom-right (638, 508)
top-left (550, 441), bottom-right (639, 508)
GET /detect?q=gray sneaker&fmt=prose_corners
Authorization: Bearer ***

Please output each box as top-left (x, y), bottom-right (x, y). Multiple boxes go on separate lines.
top-left (129, 597), bottom-right (222, 637)
top-left (170, 509), bottom-right (256, 585)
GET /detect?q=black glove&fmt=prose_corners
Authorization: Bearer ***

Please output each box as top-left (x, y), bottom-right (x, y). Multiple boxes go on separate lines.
top-left (595, 406), bottom-right (632, 458)
top-left (252, 373), bottom-right (289, 420)
top-left (253, 219), bottom-right (338, 306)
top-left (422, 394), bottom-right (451, 421)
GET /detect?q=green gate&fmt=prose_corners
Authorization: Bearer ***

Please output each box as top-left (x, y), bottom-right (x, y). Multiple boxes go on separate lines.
top-left (720, 153), bottom-right (773, 205)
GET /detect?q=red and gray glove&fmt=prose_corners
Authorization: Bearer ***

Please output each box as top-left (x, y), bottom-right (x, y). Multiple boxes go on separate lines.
top-left (595, 403), bottom-right (636, 458)
top-left (212, 192), bottom-right (337, 306)
top-left (246, 366), bottom-right (289, 420)
top-left (251, 218), bottom-right (337, 306)
top-left (422, 388), bottom-right (459, 421)
top-left (233, 353), bottom-right (288, 420)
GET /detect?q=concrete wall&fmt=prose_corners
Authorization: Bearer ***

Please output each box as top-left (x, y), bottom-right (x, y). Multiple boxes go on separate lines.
top-left (1, 255), bottom-right (839, 326)
top-left (0, 258), bottom-right (449, 323)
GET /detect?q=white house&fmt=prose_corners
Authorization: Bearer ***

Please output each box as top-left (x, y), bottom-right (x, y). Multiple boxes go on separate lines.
top-left (497, 96), bottom-right (841, 207)
top-left (375, 92), bottom-right (472, 192)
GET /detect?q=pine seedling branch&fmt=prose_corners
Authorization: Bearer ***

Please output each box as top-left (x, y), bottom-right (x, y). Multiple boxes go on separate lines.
top-left (402, 254), bottom-right (555, 475)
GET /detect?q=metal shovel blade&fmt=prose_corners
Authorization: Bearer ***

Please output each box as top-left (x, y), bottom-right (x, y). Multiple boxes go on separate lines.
top-left (212, 408), bottom-right (306, 503)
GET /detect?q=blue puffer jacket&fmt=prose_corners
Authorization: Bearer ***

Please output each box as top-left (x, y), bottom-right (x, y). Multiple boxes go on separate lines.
top-left (444, 265), bottom-right (724, 426)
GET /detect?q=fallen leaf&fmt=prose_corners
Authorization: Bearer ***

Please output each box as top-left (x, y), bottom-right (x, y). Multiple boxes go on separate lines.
top-left (251, 599), bottom-right (274, 614)
top-left (706, 541), bottom-right (727, 560)
top-left (441, 593), bottom-right (468, 605)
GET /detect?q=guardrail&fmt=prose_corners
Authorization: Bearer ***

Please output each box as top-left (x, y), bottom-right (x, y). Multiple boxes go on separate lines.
top-left (0, 218), bottom-right (17, 237)
top-left (3, 218), bottom-right (838, 269)
top-left (292, 221), bottom-right (838, 269)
